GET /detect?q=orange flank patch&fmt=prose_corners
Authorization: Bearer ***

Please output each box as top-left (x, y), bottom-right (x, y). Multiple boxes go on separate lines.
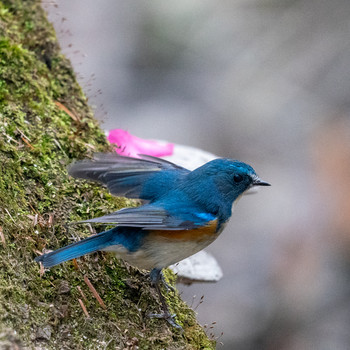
top-left (150, 219), bottom-right (218, 241)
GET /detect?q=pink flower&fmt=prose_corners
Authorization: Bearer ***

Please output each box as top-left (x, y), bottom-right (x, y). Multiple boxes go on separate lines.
top-left (107, 129), bottom-right (174, 158)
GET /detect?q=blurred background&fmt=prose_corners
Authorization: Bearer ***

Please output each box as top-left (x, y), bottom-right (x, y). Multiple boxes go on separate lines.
top-left (45, 1), bottom-right (350, 348)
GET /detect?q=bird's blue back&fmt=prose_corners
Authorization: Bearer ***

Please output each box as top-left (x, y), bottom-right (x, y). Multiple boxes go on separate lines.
top-left (36, 154), bottom-right (269, 270)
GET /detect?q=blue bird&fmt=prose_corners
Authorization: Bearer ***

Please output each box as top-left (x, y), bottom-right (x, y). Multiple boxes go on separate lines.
top-left (35, 153), bottom-right (270, 328)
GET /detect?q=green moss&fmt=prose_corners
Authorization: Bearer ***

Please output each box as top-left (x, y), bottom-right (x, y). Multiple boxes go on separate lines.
top-left (0, 0), bottom-right (215, 349)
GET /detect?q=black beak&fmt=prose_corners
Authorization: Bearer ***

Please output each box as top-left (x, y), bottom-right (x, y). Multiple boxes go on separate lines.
top-left (253, 178), bottom-right (271, 186)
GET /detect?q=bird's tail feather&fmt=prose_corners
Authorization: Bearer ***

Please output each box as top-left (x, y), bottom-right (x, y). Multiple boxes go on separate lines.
top-left (35, 229), bottom-right (115, 268)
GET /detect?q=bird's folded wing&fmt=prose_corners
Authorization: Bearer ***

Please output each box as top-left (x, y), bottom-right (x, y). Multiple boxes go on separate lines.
top-left (68, 153), bottom-right (189, 199)
top-left (74, 206), bottom-right (214, 231)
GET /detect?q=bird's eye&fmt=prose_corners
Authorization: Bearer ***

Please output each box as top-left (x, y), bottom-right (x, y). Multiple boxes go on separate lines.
top-left (233, 174), bottom-right (243, 183)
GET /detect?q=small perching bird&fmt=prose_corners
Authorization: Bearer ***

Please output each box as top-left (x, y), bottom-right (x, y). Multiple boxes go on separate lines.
top-left (35, 153), bottom-right (270, 328)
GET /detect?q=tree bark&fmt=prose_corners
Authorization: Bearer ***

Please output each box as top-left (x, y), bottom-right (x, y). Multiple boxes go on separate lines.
top-left (0, 1), bottom-right (214, 349)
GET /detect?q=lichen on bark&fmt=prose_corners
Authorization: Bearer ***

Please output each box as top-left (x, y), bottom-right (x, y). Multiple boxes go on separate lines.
top-left (0, 1), bottom-right (215, 349)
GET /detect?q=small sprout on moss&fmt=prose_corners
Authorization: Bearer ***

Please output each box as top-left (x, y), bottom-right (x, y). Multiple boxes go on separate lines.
top-left (194, 295), bottom-right (205, 311)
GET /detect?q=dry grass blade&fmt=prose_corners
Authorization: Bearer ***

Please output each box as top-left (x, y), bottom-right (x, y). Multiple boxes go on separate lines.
top-left (4, 208), bottom-right (16, 224)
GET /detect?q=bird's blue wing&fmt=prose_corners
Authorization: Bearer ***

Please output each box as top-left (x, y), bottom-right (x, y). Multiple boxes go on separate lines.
top-left (74, 205), bottom-right (216, 231)
top-left (68, 153), bottom-right (190, 200)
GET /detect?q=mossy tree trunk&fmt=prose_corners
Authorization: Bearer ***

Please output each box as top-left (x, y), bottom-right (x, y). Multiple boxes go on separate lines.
top-left (0, 1), bottom-right (214, 349)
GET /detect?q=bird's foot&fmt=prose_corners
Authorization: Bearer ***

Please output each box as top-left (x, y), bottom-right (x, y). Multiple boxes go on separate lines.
top-left (148, 311), bottom-right (182, 330)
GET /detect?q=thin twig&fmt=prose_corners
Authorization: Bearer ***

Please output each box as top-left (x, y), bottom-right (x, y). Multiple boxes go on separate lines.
top-left (78, 298), bottom-right (90, 318)
top-left (28, 202), bottom-right (39, 215)
top-left (3, 132), bottom-right (20, 144)
top-left (72, 258), bottom-right (80, 270)
top-left (77, 286), bottom-right (87, 302)
top-left (84, 275), bottom-right (107, 309)
top-left (20, 136), bottom-right (34, 149)
top-left (54, 101), bottom-right (79, 121)
top-left (16, 128), bottom-right (31, 142)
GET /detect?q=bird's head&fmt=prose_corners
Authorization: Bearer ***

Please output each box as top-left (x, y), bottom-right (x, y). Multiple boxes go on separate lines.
top-left (194, 158), bottom-right (270, 204)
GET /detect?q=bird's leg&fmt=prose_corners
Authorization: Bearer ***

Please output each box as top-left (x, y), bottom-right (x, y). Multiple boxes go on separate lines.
top-left (149, 268), bottom-right (175, 293)
top-left (148, 268), bottom-right (182, 329)
top-left (158, 269), bottom-right (176, 293)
